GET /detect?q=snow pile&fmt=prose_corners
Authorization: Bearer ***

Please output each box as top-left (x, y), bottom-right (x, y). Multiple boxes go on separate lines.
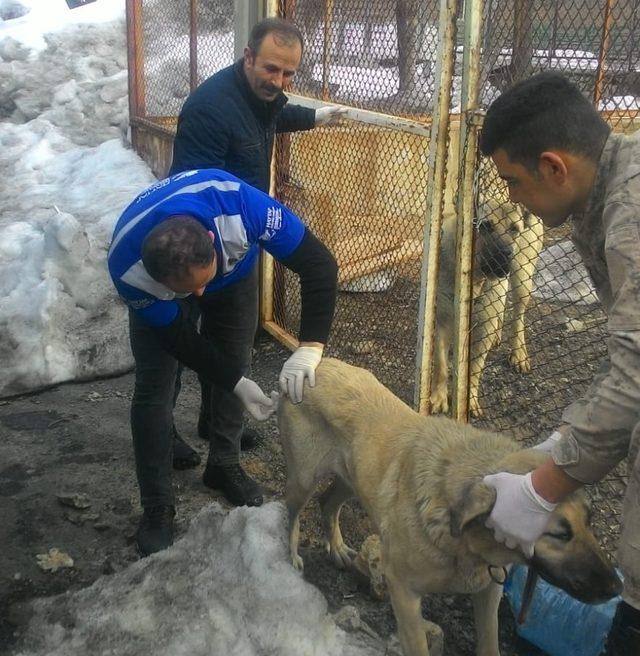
top-left (15, 502), bottom-right (389, 656)
top-left (533, 240), bottom-right (599, 306)
top-left (0, 0), bottom-right (156, 397)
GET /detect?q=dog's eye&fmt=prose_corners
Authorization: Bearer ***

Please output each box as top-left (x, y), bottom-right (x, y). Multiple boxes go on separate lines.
top-left (544, 516), bottom-right (574, 542)
top-left (544, 529), bottom-right (573, 542)
top-left (544, 517), bottom-right (573, 541)
top-left (508, 225), bottom-right (520, 235)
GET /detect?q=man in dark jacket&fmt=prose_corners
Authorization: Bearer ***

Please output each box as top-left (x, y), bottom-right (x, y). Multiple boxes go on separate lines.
top-left (168, 17), bottom-right (344, 483)
top-left (169, 17), bottom-right (344, 190)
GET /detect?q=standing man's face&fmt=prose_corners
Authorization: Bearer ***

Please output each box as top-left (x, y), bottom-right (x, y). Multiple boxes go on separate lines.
top-left (243, 32), bottom-right (302, 102)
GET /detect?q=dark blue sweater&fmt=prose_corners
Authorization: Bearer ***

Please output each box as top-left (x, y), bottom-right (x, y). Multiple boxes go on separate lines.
top-left (169, 60), bottom-right (316, 191)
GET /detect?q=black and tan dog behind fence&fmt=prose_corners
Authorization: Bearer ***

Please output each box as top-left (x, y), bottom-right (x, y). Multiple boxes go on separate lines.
top-left (278, 358), bottom-right (622, 656)
top-left (431, 196), bottom-right (545, 418)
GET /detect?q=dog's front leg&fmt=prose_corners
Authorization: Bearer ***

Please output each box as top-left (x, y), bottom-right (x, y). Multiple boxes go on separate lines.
top-left (469, 278), bottom-right (508, 417)
top-left (386, 573), bottom-right (435, 656)
top-left (471, 582), bottom-right (502, 656)
top-left (430, 326), bottom-right (451, 415)
top-left (507, 219), bottom-right (543, 373)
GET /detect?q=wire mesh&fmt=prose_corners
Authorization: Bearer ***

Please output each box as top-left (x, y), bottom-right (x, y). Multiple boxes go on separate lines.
top-left (136, 0), bottom-right (234, 121)
top-left (273, 0), bottom-right (443, 403)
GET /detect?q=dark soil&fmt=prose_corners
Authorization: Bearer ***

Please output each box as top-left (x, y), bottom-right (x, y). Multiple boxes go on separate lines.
top-left (0, 332), bottom-right (548, 656)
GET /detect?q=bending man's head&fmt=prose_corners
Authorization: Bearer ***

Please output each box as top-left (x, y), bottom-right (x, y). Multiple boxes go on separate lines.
top-left (142, 216), bottom-right (216, 296)
top-left (480, 72), bottom-right (611, 227)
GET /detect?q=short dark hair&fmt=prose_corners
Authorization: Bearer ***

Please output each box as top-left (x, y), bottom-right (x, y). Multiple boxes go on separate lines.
top-left (247, 17), bottom-right (304, 57)
top-left (480, 72), bottom-right (610, 170)
top-left (142, 215), bottom-right (214, 284)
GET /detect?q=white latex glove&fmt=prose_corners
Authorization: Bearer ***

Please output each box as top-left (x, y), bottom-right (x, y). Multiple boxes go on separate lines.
top-left (482, 472), bottom-right (557, 559)
top-left (233, 377), bottom-right (279, 421)
top-left (315, 105), bottom-right (348, 126)
top-left (533, 430), bottom-right (562, 453)
top-left (279, 346), bottom-right (323, 404)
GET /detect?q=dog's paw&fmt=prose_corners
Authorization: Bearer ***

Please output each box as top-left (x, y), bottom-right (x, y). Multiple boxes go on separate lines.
top-left (423, 620), bottom-right (444, 656)
top-left (509, 347), bottom-right (531, 373)
top-left (291, 552), bottom-right (304, 571)
top-left (430, 389), bottom-right (449, 415)
top-left (327, 541), bottom-right (357, 569)
top-left (469, 395), bottom-right (484, 418)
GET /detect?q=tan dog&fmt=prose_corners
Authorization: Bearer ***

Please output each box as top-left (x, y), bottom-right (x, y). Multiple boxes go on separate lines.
top-left (431, 197), bottom-right (544, 417)
top-left (278, 359), bottom-right (621, 656)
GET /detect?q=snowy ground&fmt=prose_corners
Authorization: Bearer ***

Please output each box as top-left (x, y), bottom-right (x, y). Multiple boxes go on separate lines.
top-left (16, 502), bottom-right (392, 656)
top-left (0, 0), bottom-right (155, 397)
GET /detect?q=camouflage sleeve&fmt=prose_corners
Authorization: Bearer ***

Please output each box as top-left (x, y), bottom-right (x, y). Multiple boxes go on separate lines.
top-left (552, 210), bottom-right (640, 483)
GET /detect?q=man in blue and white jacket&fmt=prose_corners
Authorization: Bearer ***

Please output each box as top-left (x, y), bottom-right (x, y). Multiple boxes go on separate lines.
top-left (108, 168), bottom-right (337, 556)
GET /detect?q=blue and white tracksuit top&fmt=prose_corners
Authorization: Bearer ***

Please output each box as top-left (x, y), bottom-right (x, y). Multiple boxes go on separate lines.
top-left (108, 169), bottom-right (337, 391)
top-left (108, 168), bottom-right (305, 328)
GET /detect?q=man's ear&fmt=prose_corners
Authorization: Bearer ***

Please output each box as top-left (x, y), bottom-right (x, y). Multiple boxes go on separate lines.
top-left (208, 230), bottom-right (215, 244)
top-left (243, 46), bottom-right (254, 66)
top-left (538, 151), bottom-right (569, 185)
top-left (450, 481), bottom-right (497, 537)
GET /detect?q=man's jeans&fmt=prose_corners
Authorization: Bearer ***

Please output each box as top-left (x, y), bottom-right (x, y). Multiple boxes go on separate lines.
top-left (198, 264), bottom-right (258, 466)
top-left (128, 265), bottom-right (258, 508)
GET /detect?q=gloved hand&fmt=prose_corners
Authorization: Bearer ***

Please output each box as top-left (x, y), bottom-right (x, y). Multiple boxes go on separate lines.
top-left (279, 345), bottom-right (323, 404)
top-left (533, 430), bottom-right (562, 453)
top-left (315, 105), bottom-right (348, 126)
top-left (233, 377), bottom-right (279, 421)
top-left (482, 471), bottom-right (556, 558)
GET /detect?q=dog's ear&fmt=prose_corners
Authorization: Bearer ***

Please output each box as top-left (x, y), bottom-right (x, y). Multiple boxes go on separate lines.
top-left (450, 481), bottom-right (497, 537)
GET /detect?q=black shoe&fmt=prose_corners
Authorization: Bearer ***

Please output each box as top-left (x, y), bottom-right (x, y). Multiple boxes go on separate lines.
top-left (202, 463), bottom-right (263, 507)
top-left (197, 413), bottom-right (261, 452)
top-left (604, 601), bottom-right (640, 655)
top-left (136, 505), bottom-right (175, 557)
top-left (172, 427), bottom-right (201, 470)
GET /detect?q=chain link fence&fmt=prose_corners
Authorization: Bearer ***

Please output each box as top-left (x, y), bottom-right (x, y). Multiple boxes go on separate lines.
top-left (130, 0), bottom-right (234, 125)
top-left (272, 0), bottom-right (443, 401)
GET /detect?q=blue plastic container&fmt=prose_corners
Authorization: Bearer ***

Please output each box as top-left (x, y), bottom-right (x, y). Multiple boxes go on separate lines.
top-left (503, 565), bottom-right (622, 656)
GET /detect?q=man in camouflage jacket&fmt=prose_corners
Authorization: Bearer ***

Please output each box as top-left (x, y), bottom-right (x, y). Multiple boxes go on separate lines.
top-left (479, 72), bottom-right (640, 654)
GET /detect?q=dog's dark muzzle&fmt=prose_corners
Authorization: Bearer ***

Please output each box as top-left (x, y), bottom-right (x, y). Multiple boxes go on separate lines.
top-left (479, 243), bottom-right (513, 279)
top-left (531, 555), bottom-right (623, 605)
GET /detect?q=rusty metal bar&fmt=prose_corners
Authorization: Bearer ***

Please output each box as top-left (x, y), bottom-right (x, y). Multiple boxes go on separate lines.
top-left (415, 0), bottom-right (460, 414)
top-left (126, 0), bottom-right (145, 124)
top-left (322, 0), bottom-right (335, 100)
top-left (452, 0), bottom-right (485, 422)
top-left (263, 0), bottom-right (279, 18)
top-left (594, 0), bottom-right (616, 107)
top-left (189, 0), bottom-right (198, 91)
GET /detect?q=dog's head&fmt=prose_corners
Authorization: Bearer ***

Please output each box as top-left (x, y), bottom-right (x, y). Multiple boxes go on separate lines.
top-left (451, 482), bottom-right (622, 604)
top-left (474, 197), bottom-right (529, 279)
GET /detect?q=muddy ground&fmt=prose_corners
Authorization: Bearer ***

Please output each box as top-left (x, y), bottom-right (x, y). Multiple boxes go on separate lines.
top-left (0, 332), bottom-right (547, 656)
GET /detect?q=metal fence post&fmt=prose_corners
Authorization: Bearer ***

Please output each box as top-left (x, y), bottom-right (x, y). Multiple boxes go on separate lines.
top-left (235, 0), bottom-right (261, 60)
top-left (415, 0), bottom-right (460, 414)
top-left (189, 0), bottom-right (198, 91)
top-left (126, 0), bottom-right (145, 146)
top-left (452, 0), bottom-right (485, 421)
top-left (594, 0), bottom-right (616, 108)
